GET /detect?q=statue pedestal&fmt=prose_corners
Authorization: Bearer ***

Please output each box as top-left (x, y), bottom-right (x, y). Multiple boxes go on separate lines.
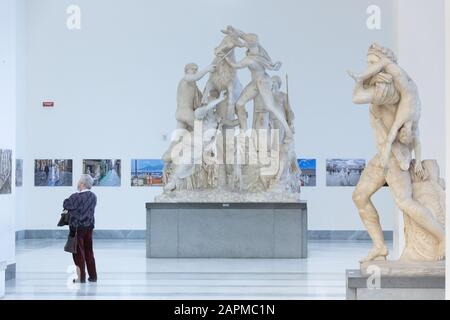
top-left (346, 260), bottom-right (445, 300)
top-left (146, 202), bottom-right (307, 258)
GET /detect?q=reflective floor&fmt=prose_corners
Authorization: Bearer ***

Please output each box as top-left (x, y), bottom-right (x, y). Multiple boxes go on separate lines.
top-left (3, 239), bottom-right (392, 300)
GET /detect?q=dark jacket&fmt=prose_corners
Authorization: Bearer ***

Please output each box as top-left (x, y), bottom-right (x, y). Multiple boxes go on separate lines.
top-left (63, 190), bottom-right (97, 230)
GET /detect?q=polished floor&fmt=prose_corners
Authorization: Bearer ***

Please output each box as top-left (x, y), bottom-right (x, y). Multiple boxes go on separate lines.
top-left (3, 239), bottom-right (392, 300)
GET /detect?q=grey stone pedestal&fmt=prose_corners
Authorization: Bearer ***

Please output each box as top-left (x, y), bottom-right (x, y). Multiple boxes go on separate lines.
top-left (146, 202), bottom-right (307, 258)
top-left (346, 267), bottom-right (445, 300)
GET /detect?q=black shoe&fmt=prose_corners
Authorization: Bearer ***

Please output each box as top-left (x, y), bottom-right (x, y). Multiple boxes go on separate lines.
top-left (73, 279), bottom-right (86, 284)
top-left (88, 278), bottom-right (97, 283)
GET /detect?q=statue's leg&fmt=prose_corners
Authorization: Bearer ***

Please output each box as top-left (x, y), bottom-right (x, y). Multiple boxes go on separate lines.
top-left (386, 158), bottom-right (445, 260)
top-left (162, 122), bottom-right (190, 162)
top-left (352, 156), bottom-right (388, 262)
top-left (271, 119), bottom-right (285, 152)
top-left (227, 79), bottom-right (242, 119)
top-left (253, 111), bottom-right (270, 152)
top-left (256, 78), bottom-right (293, 138)
top-left (270, 119), bottom-right (287, 180)
top-left (227, 82), bottom-right (237, 120)
top-left (235, 82), bottom-right (258, 132)
top-left (215, 129), bottom-right (227, 188)
top-left (382, 102), bottom-right (414, 168)
top-left (202, 79), bottom-right (213, 104)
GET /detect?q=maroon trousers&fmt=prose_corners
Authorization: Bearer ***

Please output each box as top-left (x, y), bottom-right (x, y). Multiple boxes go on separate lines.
top-left (72, 228), bottom-right (97, 282)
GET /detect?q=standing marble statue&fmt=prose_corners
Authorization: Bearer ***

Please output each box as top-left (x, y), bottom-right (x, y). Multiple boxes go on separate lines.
top-left (162, 62), bottom-right (215, 163)
top-left (268, 76), bottom-right (301, 190)
top-left (349, 43), bottom-right (445, 262)
top-left (164, 90), bottom-right (227, 192)
top-left (224, 26), bottom-right (293, 139)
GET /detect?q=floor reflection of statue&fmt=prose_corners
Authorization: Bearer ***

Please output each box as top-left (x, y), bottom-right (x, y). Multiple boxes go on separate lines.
top-left (349, 43), bottom-right (445, 262)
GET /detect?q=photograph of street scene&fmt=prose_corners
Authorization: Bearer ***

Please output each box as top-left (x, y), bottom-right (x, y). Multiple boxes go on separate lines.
top-left (83, 159), bottom-right (121, 187)
top-left (34, 159), bottom-right (73, 187)
top-left (0, 149), bottom-right (12, 194)
top-left (131, 159), bottom-right (164, 187)
top-left (326, 159), bottom-right (365, 187)
top-left (297, 159), bottom-right (316, 187)
top-left (16, 159), bottom-right (23, 187)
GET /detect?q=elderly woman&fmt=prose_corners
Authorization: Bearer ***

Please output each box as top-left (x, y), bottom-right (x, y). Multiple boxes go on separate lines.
top-left (63, 174), bottom-right (97, 283)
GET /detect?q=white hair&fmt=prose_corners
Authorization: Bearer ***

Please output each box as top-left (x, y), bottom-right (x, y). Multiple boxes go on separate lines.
top-left (79, 174), bottom-right (94, 189)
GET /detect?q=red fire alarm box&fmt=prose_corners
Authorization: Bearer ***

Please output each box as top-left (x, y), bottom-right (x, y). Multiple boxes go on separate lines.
top-left (43, 101), bottom-right (54, 108)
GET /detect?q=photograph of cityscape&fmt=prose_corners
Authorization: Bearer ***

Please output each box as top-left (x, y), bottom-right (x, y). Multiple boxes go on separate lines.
top-left (131, 159), bottom-right (164, 187)
top-left (0, 149), bottom-right (12, 194)
top-left (83, 159), bottom-right (121, 187)
top-left (16, 159), bottom-right (23, 187)
top-left (297, 159), bottom-right (316, 187)
top-left (34, 159), bottom-right (73, 187)
top-left (326, 159), bottom-right (365, 187)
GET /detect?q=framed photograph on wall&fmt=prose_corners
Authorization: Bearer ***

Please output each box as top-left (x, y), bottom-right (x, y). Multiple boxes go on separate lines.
top-left (297, 159), bottom-right (316, 187)
top-left (0, 149), bottom-right (13, 194)
top-left (131, 159), bottom-right (164, 187)
top-left (326, 159), bottom-right (365, 187)
top-left (83, 159), bottom-right (121, 187)
top-left (34, 159), bottom-right (73, 187)
top-left (16, 159), bottom-right (23, 187)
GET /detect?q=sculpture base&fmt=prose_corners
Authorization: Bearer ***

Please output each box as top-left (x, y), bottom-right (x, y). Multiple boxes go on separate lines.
top-left (346, 261), bottom-right (445, 300)
top-left (360, 260), bottom-right (445, 277)
top-left (154, 189), bottom-right (301, 203)
top-left (146, 202), bottom-right (307, 258)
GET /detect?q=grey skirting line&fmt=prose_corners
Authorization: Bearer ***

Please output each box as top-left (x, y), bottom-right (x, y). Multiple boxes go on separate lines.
top-left (16, 230), bottom-right (146, 240)
top-left (308, 230), bottom-right (393, 241)
top-left (16, 230), bottom-right (392, 241)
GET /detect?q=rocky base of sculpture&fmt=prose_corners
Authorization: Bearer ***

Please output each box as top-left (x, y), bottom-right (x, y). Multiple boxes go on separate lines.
top-left (360, 260), bottom-right (445, 277)
top-left (154, 189), bottom-right (301, 203)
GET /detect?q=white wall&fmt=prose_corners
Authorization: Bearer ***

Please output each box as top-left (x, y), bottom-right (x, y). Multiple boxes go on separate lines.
top-left (21, 0), bottom-right (398, 231)
top-left (396, 0), bottom-right (446, 169)
top-left (0, 0), bottom-right (17, 264)
top-left (393, 0), bottom-right (446, 257)
top-left (15, 0), bottom-right (27, 232)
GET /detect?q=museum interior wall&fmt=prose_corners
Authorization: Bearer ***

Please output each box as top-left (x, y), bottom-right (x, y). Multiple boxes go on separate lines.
top-left (8, 0), bottom-right (444, 234)
top-left (392, 0), bottom-right (446, 257)
top-left (0, 0), bottom-right (17, 267)
top-left (15, 0), bottom-right (27, 232)
top-left (396, 0), bottom-right (445, 169)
